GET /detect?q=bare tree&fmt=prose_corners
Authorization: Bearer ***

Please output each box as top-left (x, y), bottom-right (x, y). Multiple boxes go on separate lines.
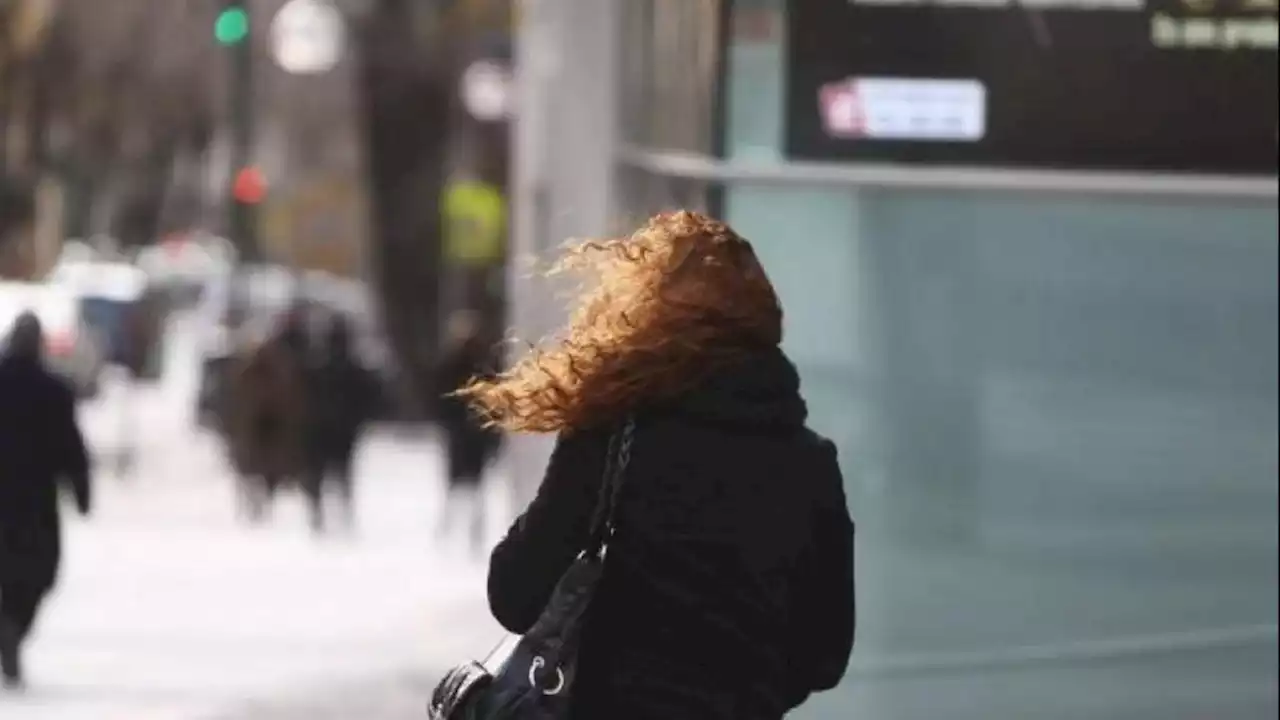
top-left (352, 0), bottom-right (457, 416)
top-left (352, 0), bottom-right (512, 416)
top-left (0, 0), bottom-right (218, 247)
top-left (49, 0), bottom-right (218, 241)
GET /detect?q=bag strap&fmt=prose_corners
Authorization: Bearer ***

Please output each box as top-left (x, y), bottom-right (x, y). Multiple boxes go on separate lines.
top-left (585, 416), bottom-right (636, 558)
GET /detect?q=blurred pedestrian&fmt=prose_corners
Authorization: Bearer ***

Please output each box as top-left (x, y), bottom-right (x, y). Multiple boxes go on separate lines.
top-left (453, 211), bottom-right (855, 718)
top-left (123, 287), bottom-right (165, 383)
top-left (442, 177), bottom-right (506, 320)
top-left (434, 310), bottom-right (502, 554)
top-left (223, 312), bottom-right (309, 524)
top-left (111, 296), bottom-right (159, 479)
top-left (0, 313), bottom-right (92, 690)
top-left (300, 314), bottom-right (375, 534)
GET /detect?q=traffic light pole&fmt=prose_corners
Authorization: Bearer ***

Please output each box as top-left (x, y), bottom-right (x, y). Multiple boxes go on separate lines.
top-left (223, 0), bottom-right (259, 262)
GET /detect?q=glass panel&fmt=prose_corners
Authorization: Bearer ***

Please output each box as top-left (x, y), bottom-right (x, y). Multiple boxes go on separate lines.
top-left (619, 0), bottom-right (656, 148)
top-left (721, 2), bottom-right (1280, 719)
top-left (614, 166), bottom-right (713, 231)
top-left (724, 0), bottom-right (787, 160)
top-left (724, 182), bottom-right (1280, 720)
top-left (619, 0), bottom-right (724, 153)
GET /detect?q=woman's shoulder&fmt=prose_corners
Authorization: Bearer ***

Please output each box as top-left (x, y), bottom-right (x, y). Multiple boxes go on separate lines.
top-left (638, 405), bottom-right (833, 449)
top-left (632, 410), bottom-right (841, 485)
top-left (796, 425), bottom-right (839, 462)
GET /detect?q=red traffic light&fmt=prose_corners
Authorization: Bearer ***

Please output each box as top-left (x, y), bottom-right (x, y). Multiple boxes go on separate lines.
top-left (232, 166), bottom-right (267, 204)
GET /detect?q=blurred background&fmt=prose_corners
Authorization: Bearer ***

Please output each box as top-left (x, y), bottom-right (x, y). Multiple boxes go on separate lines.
top-left (0, 0), bottom-right (1276, 718)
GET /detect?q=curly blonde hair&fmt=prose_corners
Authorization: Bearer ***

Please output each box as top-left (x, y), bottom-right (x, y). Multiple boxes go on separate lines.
top-left (457, 211), bottom-right (783, 433)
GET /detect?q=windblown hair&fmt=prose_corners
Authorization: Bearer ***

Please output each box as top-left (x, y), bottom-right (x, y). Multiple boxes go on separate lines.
top-left (457, 211), bottom-right (783, 433)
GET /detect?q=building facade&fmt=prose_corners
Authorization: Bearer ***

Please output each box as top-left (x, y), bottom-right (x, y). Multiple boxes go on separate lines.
top-left (509, 2), bottom-right (1279, 718)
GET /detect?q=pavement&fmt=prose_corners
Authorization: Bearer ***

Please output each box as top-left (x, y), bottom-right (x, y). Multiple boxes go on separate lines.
top-left (205, 672), bottom-right (433, 720)
top-left (0, 319), bottom-right (508, 720)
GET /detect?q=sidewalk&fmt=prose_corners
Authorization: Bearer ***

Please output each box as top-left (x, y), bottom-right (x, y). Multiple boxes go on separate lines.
top-left (207, 596), bottom-right (500, 720)
top-left (0, 316), bottom-right (517, 720)
top-left (208, 673), bottom-right (434, 720)
top-left (2, 382), bottom-right (510, 720)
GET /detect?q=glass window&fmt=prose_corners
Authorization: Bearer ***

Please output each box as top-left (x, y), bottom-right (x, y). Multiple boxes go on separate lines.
top-left (613, 166), bottom-right (715, 231)
top-left (719, 2), bottom-right (1280, 719)
top-left (723, 0), bottom-right (787, 160)
top-left (619, 0), bottom-right (724, 154)
top-left (730, 187), bottom-right (1280, 720)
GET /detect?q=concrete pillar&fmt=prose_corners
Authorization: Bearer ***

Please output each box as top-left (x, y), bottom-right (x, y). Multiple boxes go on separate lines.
top-left (505, 0), bottom-right (620, 510)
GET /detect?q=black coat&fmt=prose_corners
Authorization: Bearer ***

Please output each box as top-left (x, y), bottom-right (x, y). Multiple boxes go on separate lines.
top-left (224, 338), bottom-right (308, 479)
top-left (487, 346), bottom-right (855, 719)
top-left (304, 354), bottom-right (374, 467)
top-left (0, 356), bottom-right (91, 592)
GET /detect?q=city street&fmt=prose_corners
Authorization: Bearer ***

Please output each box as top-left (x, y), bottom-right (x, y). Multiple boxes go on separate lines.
top-left (0, 321), bottom-right (506, 720)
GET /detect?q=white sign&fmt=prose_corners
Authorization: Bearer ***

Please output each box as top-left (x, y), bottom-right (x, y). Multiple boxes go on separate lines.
top-left (461, 60), bottom-right (514, 122)
top-left (820, 77), bottom-right (987, 142)
top-left (271, 0), bottom-right (346, 75)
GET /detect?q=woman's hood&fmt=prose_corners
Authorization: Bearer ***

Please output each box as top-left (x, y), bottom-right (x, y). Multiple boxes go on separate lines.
top-left (664, 345), bottom-right (808, 432)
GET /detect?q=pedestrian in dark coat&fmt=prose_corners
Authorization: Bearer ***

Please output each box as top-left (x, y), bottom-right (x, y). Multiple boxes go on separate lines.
top-left (455, 212), bottom-right (855, 719)
top-left (434, 310), bottom-right (503, 553)
top-left (223, 316), bottom-right (309, 523)
top-left (0, 313), bottom-right (92, 689)
top-left (123, 289), bottom-right (165, 381)
top-left (300, 314), bottom-right (374, 533)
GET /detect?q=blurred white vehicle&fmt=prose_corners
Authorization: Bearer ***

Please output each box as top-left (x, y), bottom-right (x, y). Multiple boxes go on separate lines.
top-left (0, 280), bottom-right (106, 398)
top-left (48, 258), bottom-right (146, 295)
top-left (194, 264), bottom-right (295, 352)
top-left (136, 232), bottom-right (237, 306)
top-left (48, 261), bottom-right (166, 381)
top-left (57, 239), bottom-right (100, 265)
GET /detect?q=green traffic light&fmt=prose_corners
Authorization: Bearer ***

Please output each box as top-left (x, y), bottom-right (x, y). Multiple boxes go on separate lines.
top-left (214, 7), bottom-right (250, 45)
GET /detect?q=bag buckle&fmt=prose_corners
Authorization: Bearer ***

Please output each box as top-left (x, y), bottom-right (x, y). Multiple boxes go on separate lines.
top-left (528, 656), bottom-right (566, 696)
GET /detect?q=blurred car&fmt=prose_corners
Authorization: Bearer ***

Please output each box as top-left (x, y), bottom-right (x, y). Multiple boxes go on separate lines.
top-left (136, 232), bottom-right (237, 309)
top-left (57, 239), bottom-right (100, 265)
top-left (0, 280), bottom-right (106, 398)
top-left (49, 260), bottom-right (167, 381)
top-left (192, 264), bottom-right (297, 428)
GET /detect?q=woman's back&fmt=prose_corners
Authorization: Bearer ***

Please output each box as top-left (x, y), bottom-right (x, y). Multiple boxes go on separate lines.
top-left (487, 348), bottom-right (854, 719)
top-left (467, 211), bottom-right (853, 719)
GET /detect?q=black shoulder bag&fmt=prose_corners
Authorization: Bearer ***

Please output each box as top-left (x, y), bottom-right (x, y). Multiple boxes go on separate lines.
top-left (429, 417), bottom-right (636, 720)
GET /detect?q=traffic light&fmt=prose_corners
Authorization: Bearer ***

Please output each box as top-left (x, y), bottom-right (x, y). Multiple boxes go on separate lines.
top-left (215, 6), bottom-right (250, 46)
top-left (232, 166), bottom-right (267, 205)
top-left (219, 0), bottom-right (258, 258)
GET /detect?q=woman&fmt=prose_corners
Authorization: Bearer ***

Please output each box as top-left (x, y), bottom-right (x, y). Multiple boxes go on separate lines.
top-left (457, 211), bottom-right (855, 718)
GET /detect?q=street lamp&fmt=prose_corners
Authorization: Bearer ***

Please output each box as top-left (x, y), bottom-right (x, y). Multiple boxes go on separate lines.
top-left (271, 0), bottom-right (346, 76)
